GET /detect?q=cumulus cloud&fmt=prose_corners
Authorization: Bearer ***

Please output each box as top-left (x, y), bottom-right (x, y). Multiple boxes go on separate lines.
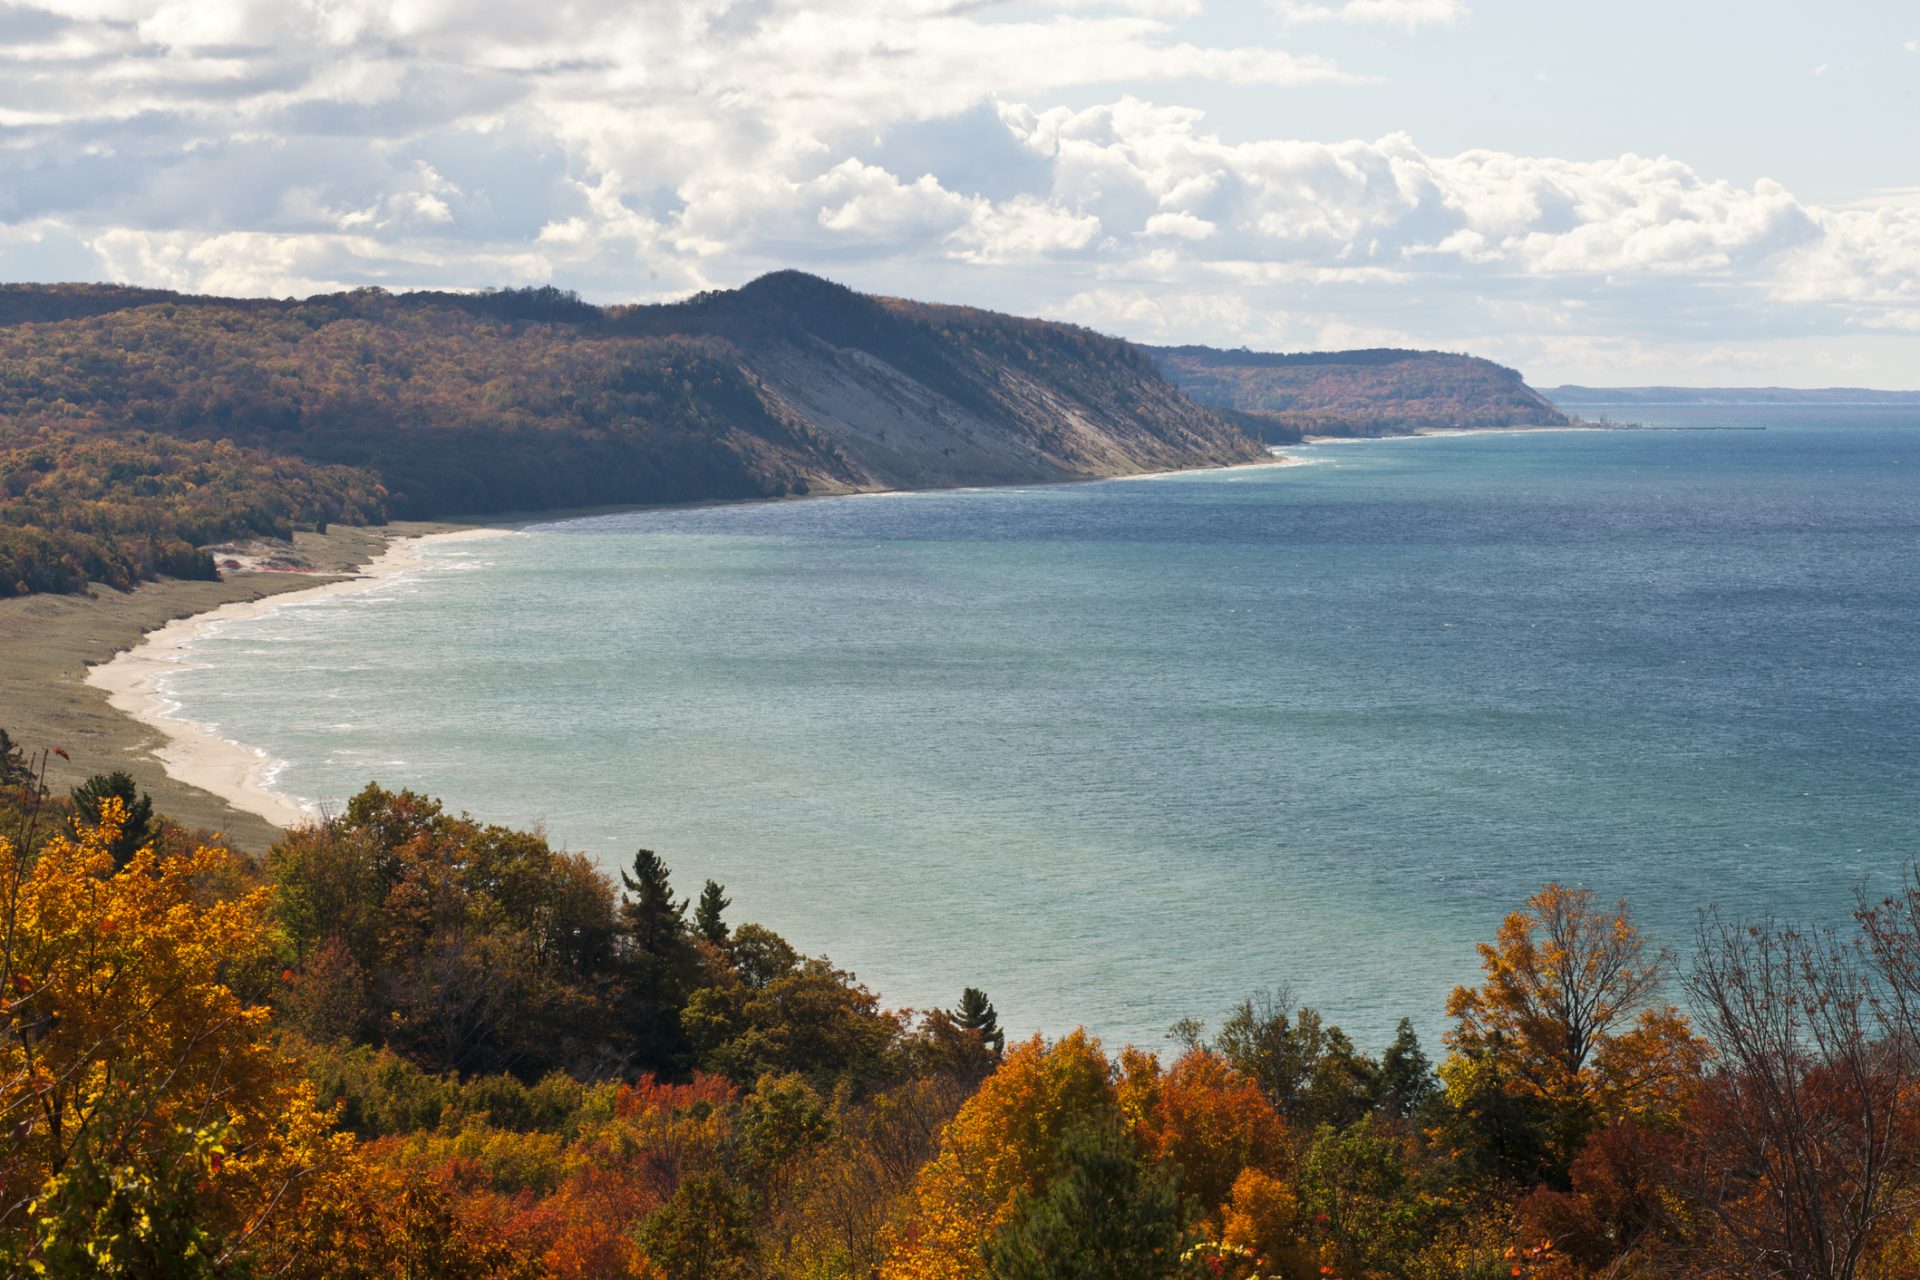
top-left (0, 0), bottom-right (1913, 383)
top-left (1273, 0), bottom-right (1470, 31)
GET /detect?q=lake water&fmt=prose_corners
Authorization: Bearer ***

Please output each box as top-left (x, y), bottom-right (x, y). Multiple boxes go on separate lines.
top-left (163, 407), bottom-right (1920, 1051)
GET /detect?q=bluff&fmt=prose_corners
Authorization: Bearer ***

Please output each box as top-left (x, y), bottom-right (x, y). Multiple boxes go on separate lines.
top-left (0, 272), bottom-right (1262, 594)
top-left (1145, 345), bottom-right (1574, 440)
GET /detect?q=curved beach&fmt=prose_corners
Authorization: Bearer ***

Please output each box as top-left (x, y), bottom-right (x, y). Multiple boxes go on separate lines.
top-left (84, 528), bottom-right (511, 830)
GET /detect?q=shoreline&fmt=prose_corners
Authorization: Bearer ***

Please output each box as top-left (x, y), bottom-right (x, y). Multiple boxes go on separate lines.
top-left (18, 449), bottom-right (1310, 845)
top-left (83, 528), bottom-right (512, 831)
top-left (1299, 423), bottom-right (1604, 444)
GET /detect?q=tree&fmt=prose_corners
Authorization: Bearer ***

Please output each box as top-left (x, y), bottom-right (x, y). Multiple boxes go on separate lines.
top-left (637, 1172), bottom-right (758, 1280)
top-left (1213, 991), bottom-right (1377, 1128)
top-left (1679, 913), bottom-right (1919, 1280)
top-left (955, 987), bottom-right (1005, 1058)
top-left (685, 955), bottom-right (904, 1090)
top-left (0, 801), bottom-right (353, 1275)
top-left (67, 772), bottom-right (154, 869)
top-left (615, 847), bottom-right (703, 1070)
top-left (1126, 1048), bottom-right (1287, 1224)
top-left (1297, 1115), bottom-right (1432, 1279)
top-left (0, 729), bottom-right (32, 788)
top-left (729, 922), bottom-right (799, 990)
top-left (882, 1031), bottom-right (1119, 1280)
top-left (621, 848), bottom-right (688, 959)
top-left (695, 878), bottom-right (731, 946)
top-left (1447, 883), bottom-right (1673, 1097)
top-left (1443, 883), bottom-right (1701, 1175)
top-left (983, 1121), bottom-right (1185, 1280)
top-left (1377, 1018), bottom-right (1439, 1119)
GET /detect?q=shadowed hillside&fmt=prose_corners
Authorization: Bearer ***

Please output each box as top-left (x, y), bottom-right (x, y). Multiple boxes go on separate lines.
top-left (0, 273), bottom-right (1262, 595)
top-left (1147, 344), bottom-right (1575, 440)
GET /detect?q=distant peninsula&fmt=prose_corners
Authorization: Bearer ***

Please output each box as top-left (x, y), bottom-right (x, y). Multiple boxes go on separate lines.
top-left (1144, 345), bottom-right (1575, 440)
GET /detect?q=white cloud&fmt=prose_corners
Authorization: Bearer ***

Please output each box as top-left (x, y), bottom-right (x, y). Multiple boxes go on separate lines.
top-left (0, 0), bottom-right (1914, 385)
top-left (1142, 211), bottom-right (1217, 240)
top-left (952, 197), bottom-right (1102, 263)
top-left (1273, 0), bottom-right (1469, 31)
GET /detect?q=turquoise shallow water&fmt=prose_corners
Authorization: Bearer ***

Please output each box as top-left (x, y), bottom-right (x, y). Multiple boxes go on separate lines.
top-left (163, 407), bottom-right (1920, 1050)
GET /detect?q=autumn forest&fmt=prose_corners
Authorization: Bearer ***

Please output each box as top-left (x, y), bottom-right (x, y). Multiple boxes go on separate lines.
top-left (0, 274), bottom-right (1270, 597)
top-left (3, 736), bottom-right (1919, 1280)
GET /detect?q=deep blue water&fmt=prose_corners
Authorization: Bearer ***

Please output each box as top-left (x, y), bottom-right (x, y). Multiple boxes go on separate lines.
top-left (163, 407), bottom-right (1920, 1050)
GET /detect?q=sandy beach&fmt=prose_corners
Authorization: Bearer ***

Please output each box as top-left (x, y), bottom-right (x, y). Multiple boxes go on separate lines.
top-left (0, 521), bottom-right (466, 851)
top-left (5, 454), bottom-right (1307, 852)
top-left (82, 528), bottom-right (512, 832)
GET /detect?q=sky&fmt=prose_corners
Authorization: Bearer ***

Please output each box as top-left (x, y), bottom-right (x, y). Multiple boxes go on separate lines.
top-left (1, 0), bottom-right (1915, 385)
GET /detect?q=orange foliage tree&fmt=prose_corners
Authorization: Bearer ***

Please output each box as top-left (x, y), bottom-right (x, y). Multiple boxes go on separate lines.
top-left (1122, 1047), bottom-right (1288, 1229)
top-left (880, 1030), bottom-right (1118, 1280)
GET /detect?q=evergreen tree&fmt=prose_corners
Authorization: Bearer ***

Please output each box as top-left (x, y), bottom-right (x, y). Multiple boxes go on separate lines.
top-left (956, 986), bottom-right (1006, 1057)
top-left (983, 1121), bottom-right (1186, 1280)
top-left (695, 878), bottom-right (731, 946)
top-left (68, 771), bottom-right (155, 869)
top-left (620, 848), bottom-right (689, 957)
top-left (619, 848), bottom-right (694, 1068)
top-left (1378, 1017), bottom-right (1439, 1118)
top-left (0, 728), bottom-right (32, 787)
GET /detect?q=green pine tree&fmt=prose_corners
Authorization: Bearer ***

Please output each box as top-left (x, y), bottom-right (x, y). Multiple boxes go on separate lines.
top-left (621, 848), bottom-right (689, 957)
top-left (956, 986), bottom-right (1006, 1057)
top-left (0, 728), bottom-right (33, 787)
top-left (619, 848), bottom-right (694, 1068)
top-left (1378, 1017), bottom-right (1438, 1118)
top-left (984, 1120), bottom-right (1186, 1280)
top-left (68, 771), bottom-right (155, 869)
top-left (695, 878), bottom-right (731, 946)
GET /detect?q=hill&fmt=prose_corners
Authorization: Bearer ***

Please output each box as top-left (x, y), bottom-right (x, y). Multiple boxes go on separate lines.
top-left (0, 273), bottom-right (1262, 595)
top-left (1544, 385), bottom-right (1920, 406)
top-left (1145, 345), bottom-right (1575, 440)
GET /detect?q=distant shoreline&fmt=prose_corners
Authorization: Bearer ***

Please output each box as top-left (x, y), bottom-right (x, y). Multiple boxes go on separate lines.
top-left (1300, 423), bottom-right (1605, 444)
top-left (84, 528), bottom-right (512, 830)
top-left (19, 453), bottom-right (1306, 847)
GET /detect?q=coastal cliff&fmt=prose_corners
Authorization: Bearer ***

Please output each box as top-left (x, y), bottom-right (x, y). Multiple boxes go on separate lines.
top-left (0, 272), bottom-right (1263, 594)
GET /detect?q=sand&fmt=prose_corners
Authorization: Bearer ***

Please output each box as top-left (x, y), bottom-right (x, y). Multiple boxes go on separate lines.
top-left (0, 522), bottom-right (465, 852)
top-left (83, 528), bottom-right (512, 834)
top-left (4, 456), bottom-right (1314, 854)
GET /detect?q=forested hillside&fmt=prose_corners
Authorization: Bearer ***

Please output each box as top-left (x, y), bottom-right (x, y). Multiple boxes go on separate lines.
top-left (5, 755), bottom-right (1920, 1278)
top-left (1148, 345), bottom-right (1575, 439)
top-left (0, 274), bottom-right (1262, 596)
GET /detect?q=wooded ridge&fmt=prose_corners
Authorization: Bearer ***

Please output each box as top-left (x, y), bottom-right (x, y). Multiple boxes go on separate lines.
top-left (1147, 344), bottom-right (1574, 440)
top-left (0, 273), bottom-right (1260, 595)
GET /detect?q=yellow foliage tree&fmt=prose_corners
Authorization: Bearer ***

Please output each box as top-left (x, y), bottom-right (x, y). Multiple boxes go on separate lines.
top-left (1443, 883), bottom-right (1707, 1164)
top-left (0, 801), bottom-right (354, 1277)
top-left (880, 1030), bottom-right (1118, 1280)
